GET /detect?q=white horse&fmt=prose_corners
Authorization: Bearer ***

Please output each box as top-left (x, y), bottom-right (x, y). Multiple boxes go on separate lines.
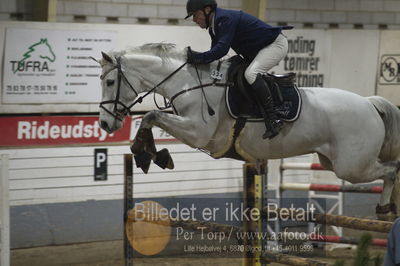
top-left (96, 43), bottom-right (400, 220)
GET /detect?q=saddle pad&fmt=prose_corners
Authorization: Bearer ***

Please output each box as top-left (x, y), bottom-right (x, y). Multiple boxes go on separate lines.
top-left (226, 84), bottom-right (302, 122)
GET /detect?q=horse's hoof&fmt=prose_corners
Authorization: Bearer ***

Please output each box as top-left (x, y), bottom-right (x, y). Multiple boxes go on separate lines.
top-left (376, 203), bottom-right (397, 221)
top-left (377, 212), bottom-right (397, 222)
top-left (154, 148), bottom-right (174, 170)
top-left (134, 152), bottom-right (152, 174)
top-left (376, 203), bottom-right (397, 213)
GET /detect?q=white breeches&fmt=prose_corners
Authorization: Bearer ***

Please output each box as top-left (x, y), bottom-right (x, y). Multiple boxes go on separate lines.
top-left (244, 34), bottom-right (288, 84)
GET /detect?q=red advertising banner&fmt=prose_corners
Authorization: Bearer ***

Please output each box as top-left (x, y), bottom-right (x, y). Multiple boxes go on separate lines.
top-left (0, 116), bottom-right (131, 147)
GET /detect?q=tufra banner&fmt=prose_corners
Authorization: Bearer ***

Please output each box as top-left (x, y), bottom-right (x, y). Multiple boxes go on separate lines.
top-left (0, 116), bottom-right (131, 147)
top-left (3, 28), bottom-right (117, 104)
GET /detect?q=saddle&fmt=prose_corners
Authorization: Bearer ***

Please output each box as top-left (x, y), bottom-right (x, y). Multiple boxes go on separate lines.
top-left (226, 55), bottom-right (302, 122)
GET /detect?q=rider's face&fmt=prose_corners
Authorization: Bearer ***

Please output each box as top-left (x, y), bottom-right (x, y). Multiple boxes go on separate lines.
top-left (192, 7), bottom-right (211, 28)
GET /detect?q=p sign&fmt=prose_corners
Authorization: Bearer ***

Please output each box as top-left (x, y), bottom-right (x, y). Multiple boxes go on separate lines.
top-left (94, 148), bottom-right (107, 181)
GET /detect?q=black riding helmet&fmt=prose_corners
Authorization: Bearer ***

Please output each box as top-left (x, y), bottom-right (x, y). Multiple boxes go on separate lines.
top-left (185, 0), bottom-right (217, 19)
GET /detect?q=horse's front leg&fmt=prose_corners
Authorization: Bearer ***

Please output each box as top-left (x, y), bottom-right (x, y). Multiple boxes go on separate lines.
top-left (130, 125), bottom-right (157, 173)
top-left (131, 110), bottom-right (213, 173)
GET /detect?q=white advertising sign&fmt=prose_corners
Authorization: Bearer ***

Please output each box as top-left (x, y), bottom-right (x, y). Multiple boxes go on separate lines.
top-left (379, 55), bottom-right (400, 85)
top-left (377, 30), bottom-right (400, 105)
top-left (271, 30), bottom-right (330, 88)
top-left (3, 28), bottom-right (117, 104)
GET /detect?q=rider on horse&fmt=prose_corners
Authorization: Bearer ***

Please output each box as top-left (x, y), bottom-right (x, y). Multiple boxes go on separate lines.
top-left (185, 0), bottom-right (292, 139)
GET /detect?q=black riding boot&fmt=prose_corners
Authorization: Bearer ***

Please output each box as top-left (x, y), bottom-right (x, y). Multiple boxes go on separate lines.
top-left (251, 74), bottom-right (283, 139)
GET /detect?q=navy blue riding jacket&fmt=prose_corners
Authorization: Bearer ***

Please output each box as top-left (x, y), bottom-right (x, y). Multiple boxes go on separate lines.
top-left (192, 8), bottom-right (291, 63)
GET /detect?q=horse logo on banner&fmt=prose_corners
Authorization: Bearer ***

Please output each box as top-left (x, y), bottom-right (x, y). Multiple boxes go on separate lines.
top-left (12, 38), bottom-right (56, 73)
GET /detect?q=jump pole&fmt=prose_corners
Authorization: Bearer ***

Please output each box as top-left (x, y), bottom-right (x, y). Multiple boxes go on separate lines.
top-left (280, 183), bottom-right (383, 194)
top-left (262, 253), bottom-right (331, 266)
top-left (279, 163), bottom-right (383, 194)
top-left (265, 207), bottom-right (393, 233)
top-left (308, 235), bottom-right (387, 247)
top-left (281, 162), bottom-right (325, 171)
top-left (278, 232), bottom-right (387, 247)
top-left (243, 162), bottom-right (268, 266)
top-left (124, 154), bottom-right (134, 266)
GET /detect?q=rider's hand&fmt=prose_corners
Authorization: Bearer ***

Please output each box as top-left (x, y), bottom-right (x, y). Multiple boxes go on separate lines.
top-left (186, 47), bottom-right (203, 65)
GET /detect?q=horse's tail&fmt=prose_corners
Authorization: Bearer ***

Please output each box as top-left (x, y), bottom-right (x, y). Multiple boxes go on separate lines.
top-left (368, 96), bottom-right (400, 217)
top-left (367, 96), bottom-right (400, 161)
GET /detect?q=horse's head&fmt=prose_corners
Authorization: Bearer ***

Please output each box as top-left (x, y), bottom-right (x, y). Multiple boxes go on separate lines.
top-left (96, 52), bottom-right (140, 133)
top-left (37, 38), bottom-right (56, 62)
top-left (96, 44), bottom-right (188, 133)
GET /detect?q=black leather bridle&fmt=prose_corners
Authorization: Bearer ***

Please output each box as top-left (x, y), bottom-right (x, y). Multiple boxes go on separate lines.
top-left (99, 56), bottom-right (139, 122)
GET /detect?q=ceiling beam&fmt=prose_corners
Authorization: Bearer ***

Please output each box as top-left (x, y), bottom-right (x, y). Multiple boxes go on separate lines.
top-left (32, 0), bottom-right (57, 22)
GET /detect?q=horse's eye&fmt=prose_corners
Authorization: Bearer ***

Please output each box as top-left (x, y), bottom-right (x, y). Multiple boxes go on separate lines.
top-left (106, 79), bottom-right (115, 86)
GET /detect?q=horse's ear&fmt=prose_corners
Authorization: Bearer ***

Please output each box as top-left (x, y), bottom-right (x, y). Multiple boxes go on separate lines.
top-left (89, 56), bottom-right (100, 64)
top-left (101, 52), bottom-right (113, 64)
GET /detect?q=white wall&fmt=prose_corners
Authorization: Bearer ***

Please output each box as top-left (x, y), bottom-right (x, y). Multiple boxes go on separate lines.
top-left (1, 21), bottom-right (392, 114)
top-left (0, 143), bottom-right (243, 206)
top-left (328, 29), bottom-right (379, 96)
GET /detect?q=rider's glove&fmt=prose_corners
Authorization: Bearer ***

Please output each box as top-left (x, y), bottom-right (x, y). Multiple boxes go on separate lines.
top-left (186, 46), bottom-right (204, 65)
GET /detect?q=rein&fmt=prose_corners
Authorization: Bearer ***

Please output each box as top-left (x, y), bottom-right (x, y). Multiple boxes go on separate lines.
top-left (100, 55), bottom-right (231, 121)
top-left (169, 82), bottom-right (230, 103)
top-left (129, 61), bottom-right (188, 110)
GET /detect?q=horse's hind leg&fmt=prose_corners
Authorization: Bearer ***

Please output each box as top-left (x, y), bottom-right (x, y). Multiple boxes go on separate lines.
top-left (371, 161), bottom-right (400, 220)
top-left (333, 158), bottom-right (399, 221)
top-left (391, 176), bottom-right (400, 216)
top-left (365, 161), bottom-right (398, 221)
top-left (378, 173), bottom-right (397, 221)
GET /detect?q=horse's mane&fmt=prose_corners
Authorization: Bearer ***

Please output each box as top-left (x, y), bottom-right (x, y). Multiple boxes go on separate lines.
top-left (110, 43), bottom-right (185, 62)
top-left (108, 43), bottom-right (233, 69)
